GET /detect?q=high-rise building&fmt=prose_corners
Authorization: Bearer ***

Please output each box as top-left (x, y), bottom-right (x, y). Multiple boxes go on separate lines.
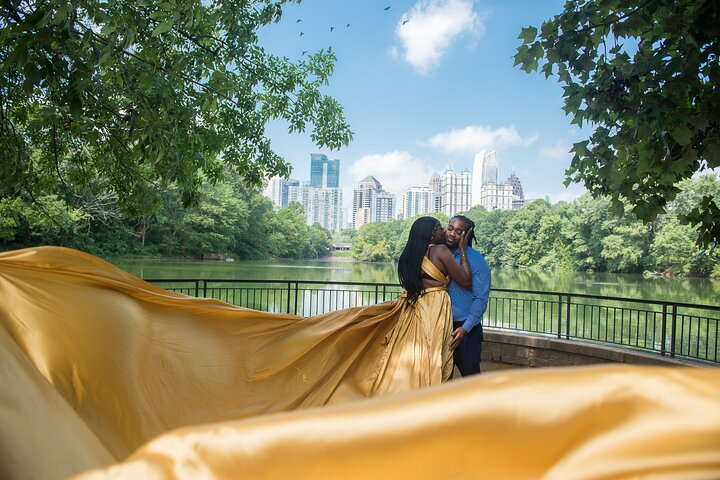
top-left (472, 150), bottom-right (500, 206)
top-left (429, 173), bottom-right (442, 213)
top-left (479, 170), bottom-right (526, 211)
top-left (271, 154), bottom-right (343, 232)
top-left (376, 191), bottom-right (396, 223)
top-left (310, 153), bottom-right (340, 188)
top-left (309, 188), bottom-right (344, 232)
top-left (481, 151), bottom-right (499, 186)
top-left (287, 183), bottom-right (343, 232)
top-left (266, 176), bottom-right (300, 209)
top-left (401, 184), bottom-right (438, 219)
top-left (505, 170), bottom-right (524, 199)
top-left (352, 176), bottom-right (380, 229)
top-left (440, 167), bottom-right (471, 216)
top-left (479, 182), bottom-right (514, 211)
top-left (352, 176), bottom-right (396, 228)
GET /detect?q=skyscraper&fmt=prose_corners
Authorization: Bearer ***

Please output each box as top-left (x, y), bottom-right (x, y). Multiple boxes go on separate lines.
top-left (352, 176), bottom-right (396, 228)
top-left (441, 167), bottom-right (471, 216)
top-left (401, 184), bottom-right (438, 219)
top-left (376, 191), bottom-right (396, 223)
top-left (266, 176), bottom-right (299, 209)
top-left (429, 173), bottom-right (442, 213)
top-left (352, 176), bottom-right (381, 229)
top-left (310, 153), bottom-right (340, 188)
top-left (479, 170), bottom-right (526, 211)
top-left (472, 150), bottom-right (499, 206)
top-left (267, 154), bottom-right (343, 232)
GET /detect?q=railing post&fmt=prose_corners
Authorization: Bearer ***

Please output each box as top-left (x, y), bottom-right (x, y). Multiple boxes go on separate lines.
top-left (286, 282), bottom-right (291, 314)
top-left (194, 280), bottom-right (199, 298)
top-left (661, 304), bottom-right (667, 356)
top-left (557, 294), bottom-right (563, 339)
top-left (294, 282), bottom-right (299, 316)
top-left (382, 285), bottom-right (386, 302)
top-left (202, 280), bottom-right (207, 299)
top-left (375, 285), bottom-right (379, 304)
top-left (565, 294), bottom-right (571, 340)
top-left (670, 304), bottom-right (677, 358)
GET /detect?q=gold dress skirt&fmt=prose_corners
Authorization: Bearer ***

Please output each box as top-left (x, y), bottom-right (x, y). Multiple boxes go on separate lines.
top-left (1, 247), bottom-right (718, 480)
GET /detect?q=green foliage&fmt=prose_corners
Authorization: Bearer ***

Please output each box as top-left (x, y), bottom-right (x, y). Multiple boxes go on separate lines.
top-left (352, 220), bottom-right (405, 263)
top-left (0, 174), bottom-right (334, 260)
top-left (1, 0), bottom-right (352, 217)
top-left (600, 223), bottom-right (649, 273)
top-left (515, 0), bottom-right (720, 247)
top-left (500, 200), bottom-right (553, 268)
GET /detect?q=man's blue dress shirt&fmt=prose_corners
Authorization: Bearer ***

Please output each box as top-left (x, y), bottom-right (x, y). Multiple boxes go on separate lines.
top-left (447, 247), bottom-right (491, 332)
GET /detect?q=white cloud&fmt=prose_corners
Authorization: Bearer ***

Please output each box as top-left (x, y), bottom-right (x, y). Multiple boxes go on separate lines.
top-left (427, 125), bottom-right (537, 155)
top-left (395, 0), bottom-right (485, 75)
top-left (342, 151), bottom-right (436, 213)
top-left (539, 141), bottom-right (573, 162)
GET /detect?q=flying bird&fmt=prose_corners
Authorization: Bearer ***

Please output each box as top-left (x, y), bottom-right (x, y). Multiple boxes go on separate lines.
top-left (402, 20), bottom-right (409, 25)
top-left (302, 50), bottom-right (308, 56)
top-left (296, 19), bottom-right (302, 23)
top-left (346, 23), bottom-right (351, 28)
top-left (330, 26), bottom-right (334, 32)
top-left (384, 6), bottom-right (390, 11)
top-left (300, 32), bottom-right (304, 36)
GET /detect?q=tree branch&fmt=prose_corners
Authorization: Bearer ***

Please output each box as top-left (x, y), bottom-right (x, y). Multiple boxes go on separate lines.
top-left (571, 0), bottom-right (657, 34)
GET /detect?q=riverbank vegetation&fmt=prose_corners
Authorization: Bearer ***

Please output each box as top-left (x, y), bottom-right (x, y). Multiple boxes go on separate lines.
top-left (0, 173), bottom-right (332, 260)
top-left (1, 174), bottom-right (717, 277)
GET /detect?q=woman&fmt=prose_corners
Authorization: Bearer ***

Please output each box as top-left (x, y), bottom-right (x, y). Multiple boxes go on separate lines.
top-left (394, 216), bottom-right (472, 384)
top-left (0, 217), bottom-right (469, 477)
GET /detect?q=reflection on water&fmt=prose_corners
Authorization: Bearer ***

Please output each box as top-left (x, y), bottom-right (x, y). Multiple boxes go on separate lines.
top-left (110, 257), bottom-right (720, 306)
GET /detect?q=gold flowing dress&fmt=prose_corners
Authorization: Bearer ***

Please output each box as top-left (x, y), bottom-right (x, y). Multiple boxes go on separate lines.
top-left (1, 246), bottom-right (718, 480)
top-left (0, 246), bottom-right (453, 477)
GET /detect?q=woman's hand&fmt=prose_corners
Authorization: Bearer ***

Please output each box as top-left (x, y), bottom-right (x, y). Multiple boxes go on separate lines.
top-left (459, 228), bottom-right (472, 254)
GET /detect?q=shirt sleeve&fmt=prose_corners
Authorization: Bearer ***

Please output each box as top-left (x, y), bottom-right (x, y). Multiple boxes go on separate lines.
top-left (461, 253), bottom-right (491, 332)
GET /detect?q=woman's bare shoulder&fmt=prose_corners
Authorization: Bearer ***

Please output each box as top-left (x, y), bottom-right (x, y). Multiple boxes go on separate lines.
top-left (428, 244), bottom-right (451, 257)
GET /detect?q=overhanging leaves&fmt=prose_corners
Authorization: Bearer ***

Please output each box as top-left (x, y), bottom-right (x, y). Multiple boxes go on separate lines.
top-left (514, 0), bottom-right (720, 247)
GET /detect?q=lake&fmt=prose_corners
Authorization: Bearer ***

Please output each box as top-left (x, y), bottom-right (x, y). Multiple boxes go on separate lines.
top-left (111, 257), bottom-right (720, 306)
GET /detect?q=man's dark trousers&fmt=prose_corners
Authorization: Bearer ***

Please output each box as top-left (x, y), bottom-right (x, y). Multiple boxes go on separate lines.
top-left (453, 321), bottom-right (483, 376)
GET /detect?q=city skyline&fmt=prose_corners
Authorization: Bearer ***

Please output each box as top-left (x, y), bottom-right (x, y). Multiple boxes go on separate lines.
top-left (258, 1), bottom-right (588, 216)
top-left (266, 151), bottom-right (528, 229)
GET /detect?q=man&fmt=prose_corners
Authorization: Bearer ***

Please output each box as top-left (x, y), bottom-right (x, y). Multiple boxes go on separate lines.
top-left (445, 215), bottom-right (491, 376)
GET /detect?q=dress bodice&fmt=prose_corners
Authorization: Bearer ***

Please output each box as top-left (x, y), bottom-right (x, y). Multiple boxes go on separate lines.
top-left (421, 255), bottom-right (448, 287)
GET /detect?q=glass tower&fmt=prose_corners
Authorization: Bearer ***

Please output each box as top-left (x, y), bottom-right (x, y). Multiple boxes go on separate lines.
top-left (310, 153), bottom-right (340, 188)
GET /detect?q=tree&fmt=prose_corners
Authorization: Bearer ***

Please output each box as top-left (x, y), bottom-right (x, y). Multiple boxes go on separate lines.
top-left (352, 221), bottom-right (403, 263)
top-left (1, 0), bottom-right (352, 216)
top-left (500, 200), bottom-right (553, 268)
top-left (515, 0), bottom-right (720, 247)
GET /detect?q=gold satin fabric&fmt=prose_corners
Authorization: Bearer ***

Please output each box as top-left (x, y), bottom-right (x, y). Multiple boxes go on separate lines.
top-left (0, 246), bottom-right (454, 478)
top-left (0, 246), bottom-right (718, 479)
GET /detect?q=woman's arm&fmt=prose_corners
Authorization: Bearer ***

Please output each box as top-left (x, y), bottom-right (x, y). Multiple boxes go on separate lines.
top-left (430, 231), bottom-right (472, 289)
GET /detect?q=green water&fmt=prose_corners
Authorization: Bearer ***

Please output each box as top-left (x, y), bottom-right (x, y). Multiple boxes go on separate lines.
top-left (111, 257), bottom-right (719, 306)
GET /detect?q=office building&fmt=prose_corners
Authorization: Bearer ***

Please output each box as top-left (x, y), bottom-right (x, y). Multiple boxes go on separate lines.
top-left (266, 176), bottom-right (300, 209)
top-left (310, 153), bottom-right (340, 188)
top-left (471, 150), bottom-right (500, 207)
top-left (440, 167), bottom-right (471, 216)
top-left (352, 176), bottom-right (396, 228)
top-left (401, 184), bottom-right (439, 219)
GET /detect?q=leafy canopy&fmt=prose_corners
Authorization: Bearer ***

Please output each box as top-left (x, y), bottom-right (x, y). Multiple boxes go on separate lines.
top-left (0, 0), bottom-right (352, 215)
top-left (514, 0), bottom-right (719, 247)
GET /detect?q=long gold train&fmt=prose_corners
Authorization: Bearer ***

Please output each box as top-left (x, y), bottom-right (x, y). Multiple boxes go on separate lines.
top-left (1, 246), bottom-right (718, 479)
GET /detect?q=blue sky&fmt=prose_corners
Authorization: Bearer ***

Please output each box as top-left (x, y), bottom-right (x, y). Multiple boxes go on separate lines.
top-left (259, 0), bottom-right (587, 214)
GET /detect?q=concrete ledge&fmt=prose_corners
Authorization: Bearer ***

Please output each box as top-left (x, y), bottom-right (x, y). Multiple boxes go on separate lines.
top-left (482, 328), bottom-right (711, 368)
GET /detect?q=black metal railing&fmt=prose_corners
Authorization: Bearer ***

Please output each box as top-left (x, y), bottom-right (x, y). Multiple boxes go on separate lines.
top-left (146, 279), bottom-right (720, 364)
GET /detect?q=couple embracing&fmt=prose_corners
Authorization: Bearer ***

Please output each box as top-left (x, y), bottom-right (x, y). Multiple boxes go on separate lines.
top-left (398, 215), bottom-right (491, 380)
